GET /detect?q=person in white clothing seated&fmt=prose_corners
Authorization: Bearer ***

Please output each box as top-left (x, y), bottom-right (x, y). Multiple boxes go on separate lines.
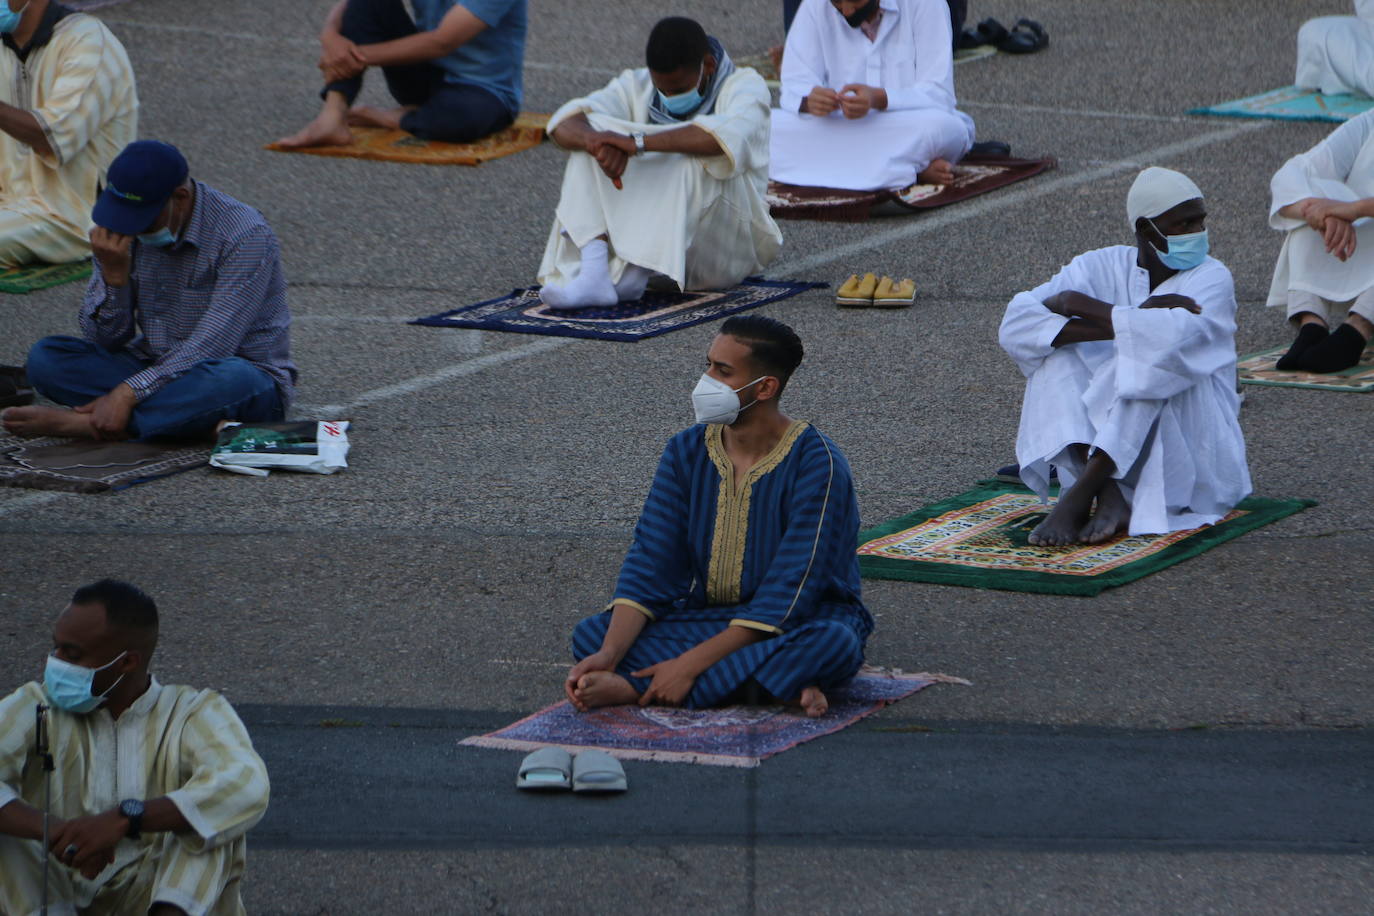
top-left (769, 0), bottom-right (975, 191)
top-left (998, 167), bottom-right (1251, 547)
top-left (1296, 1), bottom-right (1374, 100)
top-left (536, 16), bottom-right (782, 311)
top-left (1267, 109), bottom-right (1374, 372)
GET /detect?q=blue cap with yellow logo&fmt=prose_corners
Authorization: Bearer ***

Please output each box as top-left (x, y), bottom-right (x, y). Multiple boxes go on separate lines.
top-left (92, 140), bottom-right (189, 235)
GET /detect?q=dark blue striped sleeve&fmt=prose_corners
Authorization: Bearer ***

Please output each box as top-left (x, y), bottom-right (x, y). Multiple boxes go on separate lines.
top-left (731, 432), bottom-right (857, 633)
top-left (610, 435), bottom-right (694, 620)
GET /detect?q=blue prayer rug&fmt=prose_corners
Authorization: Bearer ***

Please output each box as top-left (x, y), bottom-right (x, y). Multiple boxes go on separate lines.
top-left (411, 278), bottom-right (826, 342)
top-left (460, 668), bottom-right (968, 768)
top-left (1190, 86), bottom-right (1374, 123)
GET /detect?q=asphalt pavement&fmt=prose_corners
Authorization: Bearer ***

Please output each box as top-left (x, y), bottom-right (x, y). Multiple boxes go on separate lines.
top-left (2, 0), bottom-right (1372, 913)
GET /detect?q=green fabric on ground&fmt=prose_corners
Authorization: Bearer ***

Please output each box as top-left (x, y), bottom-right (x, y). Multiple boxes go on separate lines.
top-left (0, 260), bottom-right (92, 294)
top-left (1190, 86), bottom-right (1374, 123)
top-left (857, 480), bottom-right (1315, 596)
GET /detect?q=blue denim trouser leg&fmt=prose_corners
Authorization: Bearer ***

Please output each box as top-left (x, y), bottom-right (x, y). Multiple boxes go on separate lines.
top-left (26, 336), bottom-right (285, 440)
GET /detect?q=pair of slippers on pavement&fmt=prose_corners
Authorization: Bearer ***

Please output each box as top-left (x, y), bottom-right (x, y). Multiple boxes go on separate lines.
top-left (516, 747), bottom-right (627, 794)
top-left (958, 17), bottom-right (1049, 54)
top-left (836, 273), bottom-right (915, 308)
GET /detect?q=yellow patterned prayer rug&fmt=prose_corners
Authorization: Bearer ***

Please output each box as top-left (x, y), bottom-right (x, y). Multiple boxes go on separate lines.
top-left (1237, 343), bottom-right (1374, 392)
top-left (856, 480), bottom-right (1314, 596)
top-left (263, 112), bottom-right (548, 166)
top-left (0, 260), bottom-right (92, 295)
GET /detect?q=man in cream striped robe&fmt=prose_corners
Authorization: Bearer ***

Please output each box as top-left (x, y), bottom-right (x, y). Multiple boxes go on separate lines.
top-left (0, 0), bottom-right (138, 268)
top-left (0, 580), bottom-right (269, 916)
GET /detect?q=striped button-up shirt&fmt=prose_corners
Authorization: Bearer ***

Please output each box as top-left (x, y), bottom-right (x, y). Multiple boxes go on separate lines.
top-left (80, 180), bottom-right (295, 404)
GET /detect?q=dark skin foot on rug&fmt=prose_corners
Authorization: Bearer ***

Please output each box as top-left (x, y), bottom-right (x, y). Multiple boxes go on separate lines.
top-left (1079, 478), bottom-right (1131, 544)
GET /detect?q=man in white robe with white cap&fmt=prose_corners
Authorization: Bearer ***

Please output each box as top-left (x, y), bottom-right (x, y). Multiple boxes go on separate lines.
top-left (769, 0), bottom-right (974, 191)
top-left (536, 16), bottom-right (781, 310)
top-left (999, 167), bottom-right (1251, 547)
top-left (1267, 109), bottom-right (1374, 372)
top-left (1296, 1), bottom-right (1374, 100)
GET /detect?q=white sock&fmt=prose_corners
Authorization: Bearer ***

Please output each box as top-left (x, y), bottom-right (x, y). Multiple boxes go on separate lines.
top-left (539, 238), bottom-right (617, 310)
top-left (613, 264), bottom-right (652, 302)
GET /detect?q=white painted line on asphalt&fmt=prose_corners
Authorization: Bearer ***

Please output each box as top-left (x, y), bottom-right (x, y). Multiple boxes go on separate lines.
top-left (771, 120), bottom-right (1274, 278)
top-left (102, 19), bottom-right (316, 47)
top-left (0, 491), bottom-right (66, 519)
top-left (961, 100), bottom-right (1198, 124)
top-left (489, 658), bottom-right (570, 669)
top-left (310, 336), bottom-right (570, 415)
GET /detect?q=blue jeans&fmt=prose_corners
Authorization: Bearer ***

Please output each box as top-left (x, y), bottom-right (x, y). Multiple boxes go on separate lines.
top-left (26, 336), bottom-right (286, 440)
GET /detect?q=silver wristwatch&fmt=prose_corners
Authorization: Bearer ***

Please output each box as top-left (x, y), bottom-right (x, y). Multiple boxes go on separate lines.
top-left (632, 132), bottom-right (646, 155)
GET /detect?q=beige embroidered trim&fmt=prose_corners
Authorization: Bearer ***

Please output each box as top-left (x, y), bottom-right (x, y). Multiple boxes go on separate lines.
top-left (608, 599), bottom-right (656, 621)
top-left (704, 421), bottom-right (810, 605)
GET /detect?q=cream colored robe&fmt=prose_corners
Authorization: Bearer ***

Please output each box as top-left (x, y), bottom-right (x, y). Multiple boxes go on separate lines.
top-left (537, 67), bottom-right (782, 292)
top-left (0, 12), bottom-right (138, 267)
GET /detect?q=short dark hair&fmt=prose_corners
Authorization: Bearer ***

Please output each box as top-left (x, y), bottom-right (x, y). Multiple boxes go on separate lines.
top-left (720, 315), bottom-right (805, 391)
top-left (71, 579), bottom-right (158, 638)
top-left (646, 17), bottom-right (709, 73)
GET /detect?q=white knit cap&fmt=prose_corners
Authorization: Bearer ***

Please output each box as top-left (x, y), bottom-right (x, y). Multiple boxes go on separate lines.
top-left (1126, 166), bottom-right (1203, 230)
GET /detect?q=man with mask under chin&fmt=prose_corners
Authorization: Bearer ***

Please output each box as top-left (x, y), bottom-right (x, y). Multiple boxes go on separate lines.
top-left (0, 579), bottom-right (270, 916)
top-left (565, 316), bottom-right (874, 718)
top-left (2, 140), bottom-right (296, 443)
top-left (999, 167), bottom-right (1251, 549)
top-left (535, 16), bottom-right (783, 310)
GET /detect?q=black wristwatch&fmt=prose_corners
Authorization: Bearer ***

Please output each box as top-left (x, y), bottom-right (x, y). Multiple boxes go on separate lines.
top-left (119, 798), bottom-right (145, 839)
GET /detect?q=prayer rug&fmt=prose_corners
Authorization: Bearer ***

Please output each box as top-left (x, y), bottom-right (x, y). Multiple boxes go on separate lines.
top-left (0, 433), bottom-right (208, 493)
top-left (263, 112), bottom-right (548, 166)
top-left (0, 260), bottom-right (92, 295)
top-left (1190, 86), bottom-right (1374, 123)
top-left (1237, 342), bottom-right (1374, 392)
top-left (411, 278), bottom-right (826, 341)
top-left (857, 480), bottom-right (1315, 596)
top-left (767, 154), bottom-right (1056, 222)
top-left (460, 667), bottom-right (967, 768)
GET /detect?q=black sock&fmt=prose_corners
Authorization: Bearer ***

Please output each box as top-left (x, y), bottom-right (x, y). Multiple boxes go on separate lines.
top-left (1300, 322), bottom-right (1369, 373)
top-left (1275, 322), bottom-right (1328, 370)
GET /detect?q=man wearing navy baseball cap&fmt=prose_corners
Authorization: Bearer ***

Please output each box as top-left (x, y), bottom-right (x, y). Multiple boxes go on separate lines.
top-left (2, 140), bottom-right (297, 442)
top-left (0, 0), bottom-right (137, 268)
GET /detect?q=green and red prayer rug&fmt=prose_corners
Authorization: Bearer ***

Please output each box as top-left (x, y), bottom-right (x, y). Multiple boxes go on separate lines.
top-left (767, 153), bottom-right (1056, 223)
top-left (1190, 86), bottom-right (1374, 123)
top-left (412, 277), bottom-right (824, 341)
top-left (857, 480), bottom-right (1315, 596)
top-left (1238, 342), bottom-right (1374, 392)
top-left (0, 260), bottom-right (91, 295)
top-left (461, 668), bottom-right (967, 768)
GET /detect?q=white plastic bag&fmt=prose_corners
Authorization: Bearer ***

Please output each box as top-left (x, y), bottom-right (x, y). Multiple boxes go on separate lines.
top-left (209, 420), bottom-right (350, 477)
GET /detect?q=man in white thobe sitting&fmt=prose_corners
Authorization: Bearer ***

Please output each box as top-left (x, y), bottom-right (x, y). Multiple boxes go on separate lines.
top-left (999, 167), bottom-right (1251, 547)
top-left (1296, 1), bottom-right (1374, 99)
top-left (769, 0), bottom-right (974, 191)
top-left (536, 16), bottom-right (782, 310)
top-left (1267, 109), bottom-right (1374, 372)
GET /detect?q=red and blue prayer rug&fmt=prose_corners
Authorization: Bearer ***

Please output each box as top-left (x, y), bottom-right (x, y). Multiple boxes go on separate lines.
top-left (412, 278), bottom-right (825, 341)
top-left (460, 668), bottom-right (966, 768)
top-left (857, 480), bottom-right (1315, 597)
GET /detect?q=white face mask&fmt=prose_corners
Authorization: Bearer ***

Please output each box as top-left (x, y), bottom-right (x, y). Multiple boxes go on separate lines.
top-left (692, 373), bottom-right (767, 425)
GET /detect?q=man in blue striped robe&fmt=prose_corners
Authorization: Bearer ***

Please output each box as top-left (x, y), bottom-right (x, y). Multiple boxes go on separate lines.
top-left (566, 316), bottom-right (874, 717)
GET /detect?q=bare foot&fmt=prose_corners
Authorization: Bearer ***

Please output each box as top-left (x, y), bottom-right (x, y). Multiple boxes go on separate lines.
top-left (792, 686), bottom-right (829, 718)
top-left (572, 671), bottom-right (640, 710)
top-left (276, 111), bottom-right (353, 149)
top-left (346, 105), bottom-right (414, 130)
top-left (917, 158), bottom-right (956, 185)
top-left (1028, 482), bottom-right (1095, 547)
top-left (1, 405), bottom-right (96, 439)
top-left (1079, 479), bottom-right (1130, 544)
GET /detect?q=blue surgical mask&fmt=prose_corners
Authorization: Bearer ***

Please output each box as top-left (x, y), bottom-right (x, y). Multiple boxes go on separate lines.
top-left (43, 651), bottom-right (127, 714)
top-left (1148, 219), bottom-right (1209, 271)
top-left (0, 1), bottom-right (29, 33)
top-left (657, 67), bottom-right (705, 117)
top-left (138, 226), bottom-right (177, 248)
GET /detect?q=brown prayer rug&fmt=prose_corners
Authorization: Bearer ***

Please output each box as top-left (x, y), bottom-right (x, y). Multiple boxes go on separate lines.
top-left (264, 113), bottom-right (548, 166)
top-left (767, 153), bottom-right (1057, 222)
top-left (0, 433), bottom-right (208, 493)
